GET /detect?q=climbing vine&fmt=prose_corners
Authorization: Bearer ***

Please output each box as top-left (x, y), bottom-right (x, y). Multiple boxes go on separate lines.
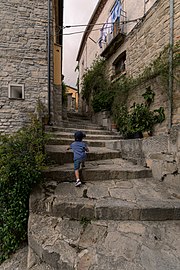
top-left (81, 58), bottom-right (111, 110)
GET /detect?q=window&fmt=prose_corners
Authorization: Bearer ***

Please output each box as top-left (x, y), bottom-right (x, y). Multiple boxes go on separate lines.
top-left (8, 84), bottom-right (25, 99)
top-left (113, 51), bottom-right (126, 76)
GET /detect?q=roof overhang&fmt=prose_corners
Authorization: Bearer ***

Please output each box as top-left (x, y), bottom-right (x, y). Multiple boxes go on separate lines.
top-left (76, 0), bottom-right (108, 62)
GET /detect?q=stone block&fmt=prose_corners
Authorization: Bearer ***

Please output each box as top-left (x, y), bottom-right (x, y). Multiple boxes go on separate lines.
top-left (27, 246), bottom-right (39, 269)
top-left (102, 232), bottom-right (139, 261)
top-left (163, 161), bottom-right (178, 175)
top-left (151, 159), bottom-right (164, 180)
top-left (77, 250), bottom-right (96, 270)
top-left (142, 135), bottom-right (169, 157)
top-left (95, 199), bottom-right (141, 220)
top-left (50, 198), bottom-right (95, 220)
top-left (178, 131), bottom-right (180, 151)
top-left (79, 224), bottom-right (107, 248)
top-left (140, 202), bottom-right (177, 221)
top-left (164, 174), bottom-right (180, 190)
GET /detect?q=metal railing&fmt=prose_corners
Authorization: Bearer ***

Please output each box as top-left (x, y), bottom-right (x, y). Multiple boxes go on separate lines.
top-left (99, 9), bottom-right (127, 50)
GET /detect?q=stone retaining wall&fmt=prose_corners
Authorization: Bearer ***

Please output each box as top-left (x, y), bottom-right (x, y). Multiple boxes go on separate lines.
top-left (106, 125), bottom-right (180, 188)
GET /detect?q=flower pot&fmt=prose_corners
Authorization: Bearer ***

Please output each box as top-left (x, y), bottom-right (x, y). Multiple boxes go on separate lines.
top-left (133, 131), bottom-right (143, 139)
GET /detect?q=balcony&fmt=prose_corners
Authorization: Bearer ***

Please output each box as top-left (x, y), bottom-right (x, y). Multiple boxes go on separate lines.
top-left (99, 8), bottom-right (127, 59)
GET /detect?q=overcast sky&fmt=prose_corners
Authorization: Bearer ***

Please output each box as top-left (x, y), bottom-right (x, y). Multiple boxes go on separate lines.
top-left (63, 0), bottom-right (99, 88)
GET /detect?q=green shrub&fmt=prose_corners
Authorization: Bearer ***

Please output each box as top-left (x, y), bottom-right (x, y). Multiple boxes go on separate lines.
top-left (0, 116), bottom-right (48, 263)
top-left (92, 89), bottom-right (115, 113)
top-left (81, 58), bottom-right (111, 105)
top-left (128, 103), bottom-right (155, 135)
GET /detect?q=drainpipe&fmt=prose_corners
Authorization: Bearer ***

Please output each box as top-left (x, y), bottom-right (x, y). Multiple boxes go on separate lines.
top-left (47, 0), bottom-right (51, 124)
top-left (144, 0), bottom-right (146, 16)
top-left (168, 0), bottom-right (174, 131)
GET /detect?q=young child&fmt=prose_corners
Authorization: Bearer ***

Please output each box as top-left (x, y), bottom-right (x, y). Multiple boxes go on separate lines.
top-left (67, 131), bottom-right (89, 187)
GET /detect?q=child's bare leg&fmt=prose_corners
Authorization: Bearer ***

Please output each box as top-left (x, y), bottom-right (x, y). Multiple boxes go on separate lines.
top-left (75, 169), bottom-right (79, 180)
top-left (75, 169), bottom-right (81, 186)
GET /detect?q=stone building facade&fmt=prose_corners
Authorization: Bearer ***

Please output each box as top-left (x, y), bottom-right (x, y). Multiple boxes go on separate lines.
top-left (77, 0), bottom-right (158, 95)
top-left (77, 0), bottom-right (180, 132)
top-left (0, 0), bottom-right (63, 134)
top-left (66, 85), bottom-right (79, 112)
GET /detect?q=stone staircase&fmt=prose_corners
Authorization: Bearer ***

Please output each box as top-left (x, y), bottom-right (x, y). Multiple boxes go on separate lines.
top-left (27, 113), bottom-right (180, 270)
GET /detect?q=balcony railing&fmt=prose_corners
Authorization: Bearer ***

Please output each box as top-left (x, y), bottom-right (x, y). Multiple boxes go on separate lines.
top-left (99, 2), bottom-right (127, 58)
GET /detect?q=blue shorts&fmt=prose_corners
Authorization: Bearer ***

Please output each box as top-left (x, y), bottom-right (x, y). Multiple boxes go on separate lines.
top-left (74, 159), bottom-right (84, 170)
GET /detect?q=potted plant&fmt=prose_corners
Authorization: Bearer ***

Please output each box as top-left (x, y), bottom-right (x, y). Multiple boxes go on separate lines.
top-left (128, 103), bottom-right (155, 138)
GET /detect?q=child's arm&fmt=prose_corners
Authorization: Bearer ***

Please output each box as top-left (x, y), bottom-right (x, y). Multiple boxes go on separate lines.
top-left (85, 145), bottom-right (89, 152)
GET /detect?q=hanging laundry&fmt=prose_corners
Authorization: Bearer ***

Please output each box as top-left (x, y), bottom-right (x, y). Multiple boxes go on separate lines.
top-left (98, 19), bottom-right (110, 48)
top-left (111, 0), bottom-right (122, 34)
top-left (111, 0), bottom-right (122, 23)
top-left (98, 25), bottom-right (106, 48)
top-left (98, 0), bottom-right (122, 48)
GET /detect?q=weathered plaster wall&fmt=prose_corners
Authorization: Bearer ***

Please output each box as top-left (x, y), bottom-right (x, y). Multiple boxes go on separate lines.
top-left (123, 0), bottom-right (145, 34)
top-left (0, 0), bottom-right (49, 134)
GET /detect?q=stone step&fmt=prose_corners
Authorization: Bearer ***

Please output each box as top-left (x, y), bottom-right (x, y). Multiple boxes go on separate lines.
top-left (46, 126), bottom-right (118, 135)
top-left (47, 138), bottom-right (120, 147)
top-left (28, 213), bottom-right (180, 270)
top-left (46, 132), bottom-right (121, 141)
top-left (60, 121), bottom-right (104, 130)
top-left (30, 178), bottom-right (180, 221)
top-left (65, 118), bottom-right (93, 124)
top-left (46, 123), bottom-right (106, 131)
top-left (45, 146), bottom-right (122, 165)
top-left (67, 112), bottom-right (90, 120)
top-left (44, 158), bottom-right (152, 181)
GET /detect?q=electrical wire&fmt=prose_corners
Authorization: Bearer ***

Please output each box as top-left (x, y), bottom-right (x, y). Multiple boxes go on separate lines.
top-left (58, 17), bottom-right (143, 30)
top-left (63, 27), bottom-right (105, 36)
top-left (63, 22), bottom-right (113, 29)
top-left (54, 17), bottom-right (143, 37)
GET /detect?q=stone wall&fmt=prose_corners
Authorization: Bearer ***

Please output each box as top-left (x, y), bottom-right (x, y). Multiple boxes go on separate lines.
top-left (109, 0), bottom-right (180, 78)
top-left (126, 76), bottom-right (169, 135)
top-left (0, 0), bottom-right (49, 134)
